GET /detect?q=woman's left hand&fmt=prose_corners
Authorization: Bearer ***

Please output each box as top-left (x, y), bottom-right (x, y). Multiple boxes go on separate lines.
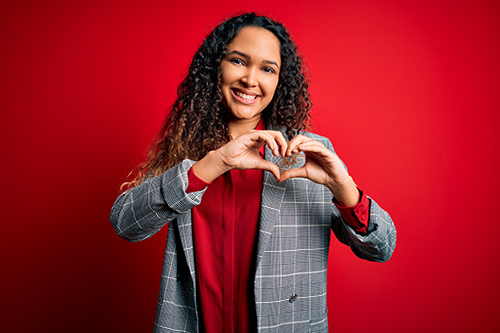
top-left (278, 135), bottom-right (361, 207)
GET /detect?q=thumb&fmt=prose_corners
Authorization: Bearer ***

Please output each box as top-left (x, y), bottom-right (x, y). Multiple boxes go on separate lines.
top-left (278, 167), bottom-right (307, 183)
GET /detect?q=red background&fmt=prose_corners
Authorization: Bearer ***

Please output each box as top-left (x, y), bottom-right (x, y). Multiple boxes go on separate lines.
top-left (1, 0), bottom-right (499, 332)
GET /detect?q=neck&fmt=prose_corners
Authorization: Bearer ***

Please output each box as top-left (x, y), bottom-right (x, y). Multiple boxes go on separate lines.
top-left (227, 116), bottom-right (262, 139)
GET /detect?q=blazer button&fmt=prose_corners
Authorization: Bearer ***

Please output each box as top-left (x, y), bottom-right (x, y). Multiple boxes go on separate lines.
top-left (289, 294), bottom-right (298, 303)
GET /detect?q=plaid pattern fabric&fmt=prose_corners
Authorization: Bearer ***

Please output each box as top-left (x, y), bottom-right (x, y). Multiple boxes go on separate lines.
top-left (110, 130), bottom-right (397, 332)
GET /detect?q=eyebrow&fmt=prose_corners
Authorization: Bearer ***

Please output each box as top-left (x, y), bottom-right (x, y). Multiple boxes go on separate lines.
top-left (227, 50), bottom-right (280, 69)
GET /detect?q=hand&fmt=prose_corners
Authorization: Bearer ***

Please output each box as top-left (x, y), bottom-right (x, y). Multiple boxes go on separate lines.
top-left (193, 130), bottom-right (287, 182)
top-left (279, 135), bottom-right (360, 206)
top-left (218, 130), bottom-right (287, 179)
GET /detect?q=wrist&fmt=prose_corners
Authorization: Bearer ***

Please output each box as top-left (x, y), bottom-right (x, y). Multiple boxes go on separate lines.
top-left (192, 150), bottom-right (231, 183)
top-left (327, 176), bottom-right (360, 207)
top-left (210, 149), bottom-right (232, 174)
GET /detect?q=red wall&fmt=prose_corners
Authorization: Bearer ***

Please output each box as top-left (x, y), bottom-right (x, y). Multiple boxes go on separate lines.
top-left (2, 0), bottom-right (499, 332)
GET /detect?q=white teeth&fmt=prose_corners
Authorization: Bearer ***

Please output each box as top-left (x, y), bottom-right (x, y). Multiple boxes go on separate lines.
top-left (235, 90), bottom-right (257, 100)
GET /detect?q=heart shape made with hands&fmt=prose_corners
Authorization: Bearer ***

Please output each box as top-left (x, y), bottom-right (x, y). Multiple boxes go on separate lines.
top-left (277, 152), bottom-right (305, 174)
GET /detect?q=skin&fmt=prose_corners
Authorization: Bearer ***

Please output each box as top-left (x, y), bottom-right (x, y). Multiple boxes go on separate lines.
top-left (192, 27), bottom-right (360, 207)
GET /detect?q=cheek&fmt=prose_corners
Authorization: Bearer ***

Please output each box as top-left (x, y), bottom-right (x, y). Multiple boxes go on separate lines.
top-left (220, 66), bottom-right (240, 87)
top-left (220, 72), bottom-right (229, 88)
top-left (219, 65), bottom-right (230, 87)
top-left (265, 78), bottom-right (279, 98)
top-left (220, 73), bottom-right (232, 100)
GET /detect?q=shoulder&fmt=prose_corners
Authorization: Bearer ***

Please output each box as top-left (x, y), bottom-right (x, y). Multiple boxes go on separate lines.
top-left (301, 131), bottom-right (329, 142)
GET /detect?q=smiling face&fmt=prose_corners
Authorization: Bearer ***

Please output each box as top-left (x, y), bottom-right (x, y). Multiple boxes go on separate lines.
top-left (220, 26), bottom-right (281, 133)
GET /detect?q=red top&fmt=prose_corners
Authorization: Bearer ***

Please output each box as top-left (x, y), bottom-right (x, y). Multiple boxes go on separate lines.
top-left (186, 127), bottom-right (370, 332)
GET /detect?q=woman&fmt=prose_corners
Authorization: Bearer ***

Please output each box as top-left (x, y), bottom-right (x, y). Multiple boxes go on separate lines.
top-left (110, 12), bottom-right (396, 333)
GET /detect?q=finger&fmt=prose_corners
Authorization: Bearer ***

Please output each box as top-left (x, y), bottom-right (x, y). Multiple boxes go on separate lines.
top-left (286, 135), bottom-right (314, 156)
top-left (293, 141), bottom-right (333, 158)
top-left (278, 167), bottom-right (307, 182)
top-left (254, 159), bottom-right (281, 180)
top-left (253, 131), bottom-right (288, 157)
top-left (268, 131), bottom-right (288, 157)
top-left (247, 131), bottom-right (280, 156)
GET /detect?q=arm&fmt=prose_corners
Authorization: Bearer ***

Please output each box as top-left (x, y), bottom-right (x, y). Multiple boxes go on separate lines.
top-left (110, 159), bottom-right (206, 242)
top-left (279, 135), bottom-right (396, 262)
top-left (332, 195), bottom-right (396, 262)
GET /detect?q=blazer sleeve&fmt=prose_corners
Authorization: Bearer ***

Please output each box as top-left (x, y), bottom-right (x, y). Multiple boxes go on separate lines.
top-left (319, 137), bottom-right (397, 262)
top-left (331, 198), bottom-right (396, 262)
top-left (109, 159), bottom-right (207, 242)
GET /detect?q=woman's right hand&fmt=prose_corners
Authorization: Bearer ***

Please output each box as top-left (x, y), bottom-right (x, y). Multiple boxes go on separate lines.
top-left (192, 130), bottom-right (288, 183)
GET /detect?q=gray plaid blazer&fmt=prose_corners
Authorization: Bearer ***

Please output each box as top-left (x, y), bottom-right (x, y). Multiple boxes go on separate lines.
top-left (110, 130), bottom-right (396, 332)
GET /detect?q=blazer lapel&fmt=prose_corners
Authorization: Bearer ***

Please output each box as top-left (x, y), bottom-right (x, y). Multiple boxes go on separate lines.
top-left (255, 137), bottom-right (287, 270)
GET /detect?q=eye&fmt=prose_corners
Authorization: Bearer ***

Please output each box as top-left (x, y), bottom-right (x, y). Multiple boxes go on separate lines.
top-left (262, 66), bottom-right (276, 74)
top-left (230, 58), bottom-right (245, 66)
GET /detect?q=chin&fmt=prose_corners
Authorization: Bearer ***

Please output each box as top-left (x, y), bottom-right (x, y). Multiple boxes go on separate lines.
top-left (231, 111), bottom-right (261, 121)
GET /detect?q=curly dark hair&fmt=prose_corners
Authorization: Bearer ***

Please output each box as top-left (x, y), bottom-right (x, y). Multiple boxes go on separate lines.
top-left (123, 12), bottom-right (312, 189)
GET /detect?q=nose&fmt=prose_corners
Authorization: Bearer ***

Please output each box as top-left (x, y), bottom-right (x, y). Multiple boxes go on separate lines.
top-left (240, 67), bottom-right (257, 87)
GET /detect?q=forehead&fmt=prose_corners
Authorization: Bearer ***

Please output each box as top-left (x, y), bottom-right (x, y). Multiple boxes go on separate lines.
top-left (227, 27), bottom-right (281, 63)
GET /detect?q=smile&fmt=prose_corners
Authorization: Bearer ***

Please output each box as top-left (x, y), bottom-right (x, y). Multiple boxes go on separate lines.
top-left (231, 88), bottom-right (259, 104)
top-left (235, 90), bottom-right (257, 100)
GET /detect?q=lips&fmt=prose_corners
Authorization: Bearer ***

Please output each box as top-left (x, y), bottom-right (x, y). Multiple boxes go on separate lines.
top-left (231, 88), bottom-right (259, 104)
